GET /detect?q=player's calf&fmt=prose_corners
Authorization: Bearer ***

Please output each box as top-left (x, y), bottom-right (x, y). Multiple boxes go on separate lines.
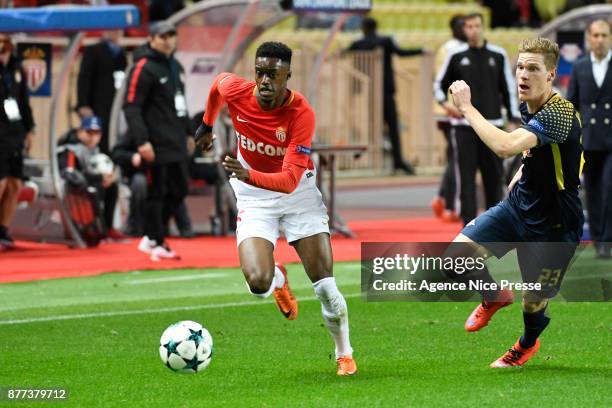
top-left (313, 277), bottom-right (354, 372)
top-left (520, 295), bottom-right (550, 349)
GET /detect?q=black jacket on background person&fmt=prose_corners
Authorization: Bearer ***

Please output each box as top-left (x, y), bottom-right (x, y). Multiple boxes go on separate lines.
top-left (111, 132), bottom-right (148, 179)
top-left (123, 45), bottom-right (191, 164)
top-left (348, 33), bottom-right (423, 94)
top-left (434, 42), bottom-right (519, 126)
top-left (567, 53), bottom-right (612, 152)
top-left (77, 40), bottom-right (127, 153)
top-left (0, 55), bottom-right (34, 150)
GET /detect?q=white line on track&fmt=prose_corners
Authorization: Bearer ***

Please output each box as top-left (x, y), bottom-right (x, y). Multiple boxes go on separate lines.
top-left (125, 272), bottom-right (230, 285)
top-left (0, 293), bottom-right (362, 326)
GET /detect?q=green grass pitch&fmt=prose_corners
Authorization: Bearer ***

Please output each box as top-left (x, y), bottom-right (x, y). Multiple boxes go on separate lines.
top-left (0, 262), bottom-right (610, 407)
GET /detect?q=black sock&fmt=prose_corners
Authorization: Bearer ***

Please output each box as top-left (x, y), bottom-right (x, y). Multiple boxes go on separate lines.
top-left (0, 225), bottom-right (7, 237)
top-left (520, 308), bottom-right (550, 348)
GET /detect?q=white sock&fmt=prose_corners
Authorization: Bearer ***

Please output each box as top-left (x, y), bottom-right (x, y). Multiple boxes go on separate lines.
top-left (274, 265), bottom-right (285, 289)
top-left (313, 277), bottom-right (353, 358)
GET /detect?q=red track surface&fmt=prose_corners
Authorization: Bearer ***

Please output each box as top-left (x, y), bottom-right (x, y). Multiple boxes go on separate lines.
top-left (0, 218), bottom-right (460, 283)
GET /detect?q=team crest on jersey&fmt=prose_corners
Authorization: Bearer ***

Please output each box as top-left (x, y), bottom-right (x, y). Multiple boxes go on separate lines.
top-left (276, 127), bottom-right (286, 142)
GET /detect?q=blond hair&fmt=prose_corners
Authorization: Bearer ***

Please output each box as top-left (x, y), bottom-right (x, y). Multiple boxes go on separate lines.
top-left (519, 37), bottom-right (559, 70)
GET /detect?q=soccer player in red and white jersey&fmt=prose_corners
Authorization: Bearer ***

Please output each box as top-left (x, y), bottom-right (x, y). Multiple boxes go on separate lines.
top-left (195, 42), bottom-right (356, 376)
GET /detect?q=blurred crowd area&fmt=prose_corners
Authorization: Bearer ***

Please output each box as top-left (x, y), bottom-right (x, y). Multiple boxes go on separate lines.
top-left (8, 0), bottom-right (585, 170)
top-left (1, 0), bottom-right (609, 248)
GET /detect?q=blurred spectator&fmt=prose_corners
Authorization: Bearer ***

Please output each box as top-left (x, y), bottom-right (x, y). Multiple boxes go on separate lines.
top-left (480, 0), bottom-right (520, 28)
top-left (431, 15), bottom-right (466, 223)
top-left (111, 131), bottom-right (194, 238)
top-left (77, 29), bottom-right (127, 154)
top-left (567, 19), bottom-right (612, 258)
top-left (123, 21), bottom-right (193, 260)
top-left (57, 116), bottom-right (125, 239)
top-left (478, 0), bottom-right (541, 28)
top-left (149, 0), bottom-right (185, 22)
top-left (347, 17), bottom-right (426, 175)
top-left (516, 0), bottom-right (541, 27)
top-left (0, 33), bottom-right (35, 250)
top-left (189, 110), bottom-right (221, 186)
top-left (434, 13), bottom-right (519, 225)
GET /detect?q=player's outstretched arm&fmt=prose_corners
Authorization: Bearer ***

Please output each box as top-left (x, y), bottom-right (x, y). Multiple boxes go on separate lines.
top-left (449, 80), bottom-right (538, 158)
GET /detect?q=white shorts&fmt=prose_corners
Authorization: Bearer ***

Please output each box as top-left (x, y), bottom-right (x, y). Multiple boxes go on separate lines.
top-left (235, 186), bottom-right (330, 247)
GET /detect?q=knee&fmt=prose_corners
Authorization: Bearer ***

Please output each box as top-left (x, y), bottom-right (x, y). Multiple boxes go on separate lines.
top-left (243, 265), bottom-right (273, 294)
top-left (522, 292), bottom-right (548, 313)
top-left (7, 177), bottom-right (22, 194)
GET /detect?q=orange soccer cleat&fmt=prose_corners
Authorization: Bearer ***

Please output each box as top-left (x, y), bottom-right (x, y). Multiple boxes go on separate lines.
top-left (490, 338), bottom-right (540, 368)
top-left (465, 288), bottom-right (514, 332)
top-left (273, 263), bottom-right (298, 320)
top-left (431, 197), bottom-right (445, 218)
top-left (441, 209), bottom-right (461, 223)
top-left (336, 356), bottom-right (358, 376)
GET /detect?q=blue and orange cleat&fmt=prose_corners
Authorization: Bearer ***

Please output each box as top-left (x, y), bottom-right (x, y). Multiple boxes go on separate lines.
top-left (336, 356), bottom-right (358, 376)
top-left (490, 338), bottom-right (540, 368)
top-left (273, 263), bottom-right (298, 320)
top-left (465, 288), bottom-right (514, 332)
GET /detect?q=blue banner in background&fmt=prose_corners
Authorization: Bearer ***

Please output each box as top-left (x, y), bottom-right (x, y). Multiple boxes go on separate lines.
top-left (292, 0), bottom-right (371, 12)
top-left (16, 42), bottom-right (52, 97)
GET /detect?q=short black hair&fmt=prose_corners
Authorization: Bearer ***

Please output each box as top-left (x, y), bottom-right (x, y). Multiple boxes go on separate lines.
top-left (464, 12), bottom-right (483, 22)
top-left (362, 17), bottom-right (377, 33)
top-left (255, 42), bottom-right (292, 65)
top-left (450, 14), bottom-right (466, 42)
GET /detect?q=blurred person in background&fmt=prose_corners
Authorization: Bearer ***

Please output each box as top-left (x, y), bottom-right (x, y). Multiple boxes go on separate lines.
top-left (149, 0), bottom-right (185, 22)
top-left (567, 19), bottom-right (612, 258)
top-left (123, 21), bottom-right (194, 261)
top-left (57, 116), bottom-right (124, 239)
top-left (111, 131), bottom-right (195, 238)
top-left (431, 14), bottom-right (466, 223)
top-left (77, 29), bottom-right (127, 154)
top-left (348, 17), bottom-right (426, 175)
top-left (434, 12), bottom-right (520, 225)
top-left (0, 33), bottom-right (34, 250)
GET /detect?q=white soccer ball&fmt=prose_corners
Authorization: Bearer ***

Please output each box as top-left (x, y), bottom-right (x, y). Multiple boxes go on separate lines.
top-left (159, 320), bottom-right (213, 374)
top-left (88, 153), bottom-right (114, 176)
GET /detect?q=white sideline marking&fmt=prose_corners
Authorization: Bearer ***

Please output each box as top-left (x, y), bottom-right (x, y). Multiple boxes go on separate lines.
top-left (125, 272), bottom-right (230, 285)
top-left (0, 293), bottom-right (361, 326)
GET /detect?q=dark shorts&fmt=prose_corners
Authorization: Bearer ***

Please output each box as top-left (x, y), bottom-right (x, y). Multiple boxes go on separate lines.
top-left (0, 148), bottom-right (23, 180)
top-left (462, 200), bottom-right (581, 298)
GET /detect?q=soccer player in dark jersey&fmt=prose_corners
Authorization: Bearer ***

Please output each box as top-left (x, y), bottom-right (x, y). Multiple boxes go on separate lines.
top-left (195, 42), bottom-right (357, 376)
top-left (446, 37), bottom-right (584, 367)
